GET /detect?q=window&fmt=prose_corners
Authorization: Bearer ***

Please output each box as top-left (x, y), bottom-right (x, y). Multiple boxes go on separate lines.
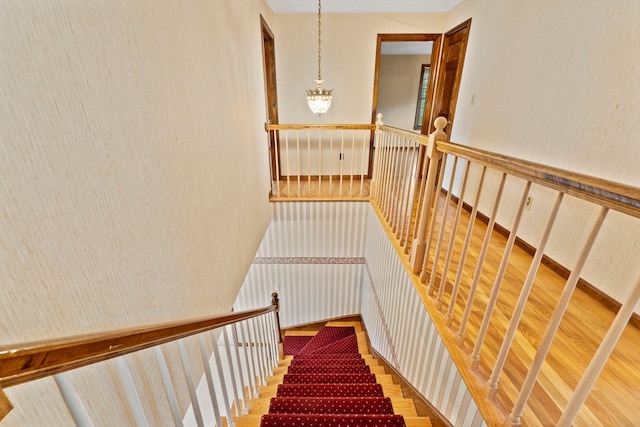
top-left (414, 64), bottom-right (430, 130)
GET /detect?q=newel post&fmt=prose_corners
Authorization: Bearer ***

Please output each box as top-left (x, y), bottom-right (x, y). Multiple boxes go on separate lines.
top-left (271, 292), bottom-right (282, 343)
top-left (409, 116), bottom-right (448, 274)
top-left (370, 113), bottom-right (384, 199)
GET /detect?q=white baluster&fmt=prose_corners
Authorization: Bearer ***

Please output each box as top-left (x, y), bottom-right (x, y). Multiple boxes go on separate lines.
top-left (306, 129), bottom-right (311, 196)
top-left (115, 357), bottom-right (149, 427)
top-left (394, 136), bottom-right (411, 235)
top-left (241, 321), bottom-right (258, 396)
top-left (154, 346), bottom-right (184, 427)
top-left (177, 340), bottom-right (204, 427)
top-left (249, 318), bottom-right (266, 385)
top-left (211, 331), bottom-right (234, 427)
top-left (507, 207), bottom-right (608, 426)
top-left (359, 130), bottom-right (367, 196)
top-left (428, 157), bottom-right (459, 294)
top-left (471, 181), bottom-right (531, 369)
top-left (198, 335), bottom-right (223, 427)
top-left (456, 172), bottom-right (507, 345)
top-left (419, 153), bottom-right (448, 283)
top-left (222, 327), bottom-right (241, 417)
top-left (487, 192), bottom-right (563, 397)
top-left (296, 131), bottom-right (301, 197)
top-left (231, 325), bottom-right (249, 415)
top-left (437, 159), bottom-right (470, 309)
top-left (285, 131), bottom-right (291, 196)
top-left (558, 274), bottom-right (640, 426)
top-left (339, 129), bottom-right (345, 195)
top-left (318, 129), bottom-right (322, 194)
top-left (272, 129), bottom-right (280, 197)
top-left (350, 129), bottom-right (356, 195)
top-left (53, 373), bottom-right (96, 427)
top-left (258, 315), bottom-right (273, 375)
top-left (329, 129), bottom-right (334, 195)
top-left (445, 166), bottom-right (486, 326)
top-left (399, 139), bottom-right (419, 246)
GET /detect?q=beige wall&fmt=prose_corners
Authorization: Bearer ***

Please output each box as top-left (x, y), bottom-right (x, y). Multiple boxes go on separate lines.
top-left (378, 54), bottom-right (429, 130)
top-left (445, 0), bottom-right (640, 312)
top-left (273, 12), bottom-right (447, 123)
top-left (1, 0), bottom-right (273, 425)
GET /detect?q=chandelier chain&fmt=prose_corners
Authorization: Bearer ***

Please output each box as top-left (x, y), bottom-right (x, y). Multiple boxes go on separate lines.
top-left (317, 0), bottom-right (322, 81)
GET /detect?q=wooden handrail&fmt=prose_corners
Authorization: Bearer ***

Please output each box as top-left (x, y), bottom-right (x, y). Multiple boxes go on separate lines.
top-left (0, 304), bottom-right (277, 388)
top-left (377, 124), bottom-right (429, 144)
top-left (375, 122), bottom-right (639, 218)
top-left (436, 141), bottom-right (640, 218)
top-left (265, 123), bottom-right (375, 131)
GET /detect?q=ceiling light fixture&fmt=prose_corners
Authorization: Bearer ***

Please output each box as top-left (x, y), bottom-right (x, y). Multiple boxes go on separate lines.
top-left (306, 0), bottom-right (332, 115)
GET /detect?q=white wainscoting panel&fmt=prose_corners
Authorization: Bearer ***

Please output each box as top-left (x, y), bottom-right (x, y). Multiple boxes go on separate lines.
top-left (363, 204), bottom-right (487, 427)
top-left (234, 202), bottom-right (368, 327)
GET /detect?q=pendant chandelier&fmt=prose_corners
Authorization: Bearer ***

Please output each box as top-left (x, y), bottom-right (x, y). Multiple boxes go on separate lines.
top-left (306, 0), bottom-right (333, 115)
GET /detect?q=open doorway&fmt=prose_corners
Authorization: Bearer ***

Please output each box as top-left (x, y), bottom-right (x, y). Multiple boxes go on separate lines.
top-left (371, 19), bottom-right (471, 136)
top-left (371, 34), bottom-right (441, 134)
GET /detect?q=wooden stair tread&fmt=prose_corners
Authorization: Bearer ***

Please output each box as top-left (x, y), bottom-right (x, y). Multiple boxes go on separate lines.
top-left (284, 330), bottom-right (317, 336)
top-left (231, 415), bottom-right (432, 427)
top-left (236, 322), bottom-right (430, 426)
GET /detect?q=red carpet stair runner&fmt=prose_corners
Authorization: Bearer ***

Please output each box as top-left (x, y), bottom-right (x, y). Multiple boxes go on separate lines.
top-left (232, 321), bottom-right (431, 427)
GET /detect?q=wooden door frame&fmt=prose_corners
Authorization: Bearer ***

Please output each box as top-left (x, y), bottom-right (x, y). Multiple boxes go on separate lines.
top-left (261, 15), bottom-right (280, 179)
top-left (368, 33), bottom-right (441, 178)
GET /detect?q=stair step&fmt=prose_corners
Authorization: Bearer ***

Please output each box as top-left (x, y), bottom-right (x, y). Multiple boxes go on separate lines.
top-left (233, 323), bottom-right (429, 427)
top-left (282, 373), bottom-right (378, 384)
top-left (290, 357), bottom-right (367, 366)
top-left (286, 364), bottom-right (372, 374)
top-left (260, 413), bottom-right (408, 426)
top-left (267, 396), bottom-right (395, 414)
top-left (231, 415), bottom-right (433, 427)
top-left (260, 382), bottom-right (406, 398)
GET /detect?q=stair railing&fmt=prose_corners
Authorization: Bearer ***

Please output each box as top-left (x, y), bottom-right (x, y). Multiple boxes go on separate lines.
top-left (371, 114), bottom-right (640, 426)
top-left (265, 123), bottom-right (376, 199)
top-left (0, 295), bottom-right (282, 427)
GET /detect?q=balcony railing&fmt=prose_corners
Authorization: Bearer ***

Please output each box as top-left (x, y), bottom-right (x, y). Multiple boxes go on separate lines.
top-left (266, 123), bottom-right (376, 200)
top-left (371, 115), bottom-right (640, 426)
top-left (0, 294), bottom-right (282, 427)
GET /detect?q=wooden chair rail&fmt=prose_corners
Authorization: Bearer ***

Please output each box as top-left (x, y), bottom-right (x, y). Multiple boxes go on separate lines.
top-left (0, 305), bottom-right (276, 388)
top-left (436, 141), bottom-right (640, 218)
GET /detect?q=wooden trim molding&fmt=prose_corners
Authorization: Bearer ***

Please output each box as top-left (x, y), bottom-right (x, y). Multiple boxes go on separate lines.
top-left (0, 387), bottom-right (12, 422)
top-left (443, 189), bottom-right (640, 330)
top-left (0, 305), bottom-right (276, 388)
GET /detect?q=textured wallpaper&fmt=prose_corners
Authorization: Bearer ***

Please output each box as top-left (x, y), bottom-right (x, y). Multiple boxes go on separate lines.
top-left (1, 1), bottom-right (273, 425)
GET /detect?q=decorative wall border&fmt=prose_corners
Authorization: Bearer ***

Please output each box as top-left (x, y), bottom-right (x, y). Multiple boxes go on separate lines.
top-left (364, 261), bottom-right (400, 369)
top-left (253, 257), bottom-right (366, 265)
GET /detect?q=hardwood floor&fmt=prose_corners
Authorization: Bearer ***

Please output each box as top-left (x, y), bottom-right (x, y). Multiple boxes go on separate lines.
top-left (402, 195), bottom-right (640, 426)
top-left (268, 176), bottom-right (639, 426)
top-left (270, 177), bottom-right (370, 200)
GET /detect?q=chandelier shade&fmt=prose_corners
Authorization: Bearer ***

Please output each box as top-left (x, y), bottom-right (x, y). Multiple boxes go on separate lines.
top-left (307, 0), bottom-right (332, 115)
top-left (307, 80), bottom-right (333, 115)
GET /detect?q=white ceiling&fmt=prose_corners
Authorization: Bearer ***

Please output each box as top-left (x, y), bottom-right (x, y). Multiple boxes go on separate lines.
top-left (381, 41), bottom-right (433, 56)
top-left (265, 0), bottom-right (463, 14)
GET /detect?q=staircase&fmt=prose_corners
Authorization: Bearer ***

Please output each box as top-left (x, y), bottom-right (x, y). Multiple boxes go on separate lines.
top-left (232, 321), bottom-right (432, 426)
